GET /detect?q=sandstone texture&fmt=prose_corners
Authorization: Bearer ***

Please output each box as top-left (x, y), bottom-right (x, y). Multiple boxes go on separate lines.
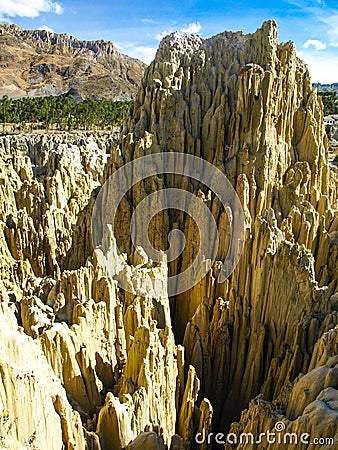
top-left (0, 20), bottom-right (337, 450)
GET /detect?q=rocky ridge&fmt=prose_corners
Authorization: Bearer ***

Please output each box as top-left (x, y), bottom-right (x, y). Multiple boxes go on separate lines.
top-left (313, 83), bottom-right (338, 94)
top-left (0, 20), bottom-right (337, 449)
top-left (0, 24), bottom-right (146, 100)
top-left (117, 19), bottom-right (338, 442)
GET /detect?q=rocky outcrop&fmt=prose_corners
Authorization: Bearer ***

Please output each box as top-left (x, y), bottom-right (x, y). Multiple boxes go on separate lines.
top-left (0, 132), bottom-right (113, 449)
top-left (0, 20), bottom-right (337, 450)
top-left (0, 131), bottom-right (210, 449)
top-left (0, 24), bottom-right (146, 100)
top-left (114, 18), bottom-right (337, 444)
top-left (0, 288), bottom-right (91, 450)
top-left (0, 131), bottom-right (114, 296)
top-left (225, 328), bottom-right (338, 449)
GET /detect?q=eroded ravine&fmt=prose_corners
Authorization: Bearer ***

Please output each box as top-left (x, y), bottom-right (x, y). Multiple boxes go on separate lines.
top-left (0, 20), bottom-right (337, 450)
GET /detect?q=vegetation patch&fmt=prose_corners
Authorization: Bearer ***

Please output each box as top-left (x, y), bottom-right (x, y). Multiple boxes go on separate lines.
top-left (319, 91), bottom-right (338, 115)
top-left (0, 95), bottom-right (133, 131)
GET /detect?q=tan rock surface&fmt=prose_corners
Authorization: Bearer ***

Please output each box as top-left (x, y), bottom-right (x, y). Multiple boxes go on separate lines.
top-left (114, 18), bottom-right (337, 444)
top-left (0, 20), bottom-right (337, 450)
top-left (225, 329), bottom-right (338, 449)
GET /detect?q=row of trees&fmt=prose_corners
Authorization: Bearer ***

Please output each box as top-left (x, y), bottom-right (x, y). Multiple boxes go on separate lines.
top-left (1, 91), bottom-right (336, 131)
top-left (0, 95), bottom-right (132, 130)
top-left (319, 91), bottom-right (338, 115)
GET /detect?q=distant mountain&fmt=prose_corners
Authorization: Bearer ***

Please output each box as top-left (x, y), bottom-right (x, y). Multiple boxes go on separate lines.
top-left (0, 24), bottom-right (146, 100)
top-left (313, 82), bottom-right (338, 93)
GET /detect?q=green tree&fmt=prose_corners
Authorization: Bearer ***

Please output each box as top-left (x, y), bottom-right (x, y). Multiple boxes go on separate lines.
top-left (319, 92), bottom-right (338, 115)
top-left (0, 96), bottom-right (133, 131)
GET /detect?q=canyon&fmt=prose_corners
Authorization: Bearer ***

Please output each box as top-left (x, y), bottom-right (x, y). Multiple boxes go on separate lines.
top-left (0, 20), bottom-right (337, 449)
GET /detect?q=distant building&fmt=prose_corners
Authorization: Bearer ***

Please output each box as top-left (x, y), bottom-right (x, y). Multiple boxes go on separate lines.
top-left (324, 115), bottom-right (337, 125)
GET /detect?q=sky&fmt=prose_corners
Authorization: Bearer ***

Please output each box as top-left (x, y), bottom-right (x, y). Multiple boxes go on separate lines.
top-left (0, 0), bottom-right (337, 83)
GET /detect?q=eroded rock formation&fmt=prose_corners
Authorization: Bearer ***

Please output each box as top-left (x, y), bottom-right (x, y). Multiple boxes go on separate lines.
top-left (117, 18), bottom-right (337, 437)
top-left (0, 20), bottom-right (337, 450)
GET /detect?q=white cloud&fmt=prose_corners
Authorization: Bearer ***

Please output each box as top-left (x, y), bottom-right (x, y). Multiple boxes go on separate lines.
top-left (155, 21), bottom-right (202, 42)
top-left (116, 41), bottom-right (156, 65)
top-left (0, 0), bottom-right (64, 18)
top-left (320, 12), bottom-right (338, 39)
top-left (285, 1), bottom-right (338, 47)
top-left (39, 24), bottom-right (54, 32)
top-left (297, 49), bottom-right (338, 83)
top-left (155, 29), bottom-right (172, 42)
top-left (53, 2), bottom-right (62, 14)
top-left (0, 14), bottom-right (9, 22)
top-left (329, 42), bottom-right (338, 47)
top-left (140, 18), bottom-right (157, 24)
top-left (303, 39), bottom-right (326, 50)
top-left (128, 45), bottom-right (157, 64)
top-left (115, 41), bottom-right (135, 50)
top-left (181, 21), bottom-right (201, 34)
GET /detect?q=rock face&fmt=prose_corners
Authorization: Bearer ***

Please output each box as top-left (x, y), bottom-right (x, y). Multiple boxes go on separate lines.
top-left (0, 20), bottom-right (337, 450)
top-left (0, 24), bottom-right (146, 100)
top-left (118, 17), bottom-right (337, 432)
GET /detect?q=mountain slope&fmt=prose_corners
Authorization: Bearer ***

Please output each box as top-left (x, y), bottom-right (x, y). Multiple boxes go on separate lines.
top-left (313, 82), bottom-right (338, 93)
top-left (0, 23), bottom-right (146, 100)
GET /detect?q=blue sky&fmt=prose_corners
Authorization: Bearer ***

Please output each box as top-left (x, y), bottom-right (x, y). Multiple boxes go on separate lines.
top-left (0, 0), bottom-right (337, 82)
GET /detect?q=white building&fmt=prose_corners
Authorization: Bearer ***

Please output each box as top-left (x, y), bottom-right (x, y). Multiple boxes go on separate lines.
top-left (324, 116), bottom-right (336, 125)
